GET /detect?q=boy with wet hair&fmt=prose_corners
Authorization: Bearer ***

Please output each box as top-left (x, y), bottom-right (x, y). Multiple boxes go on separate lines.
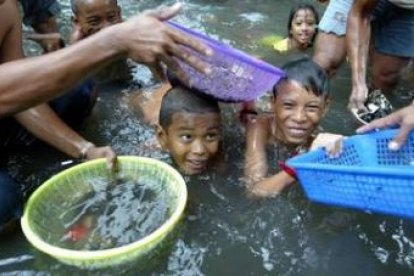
top-left (244, 57), bottom-right (342, 197)
top-left (70, 0), bottom-right (130, 83)
top-left (156, 84), bottom-right (222, 176)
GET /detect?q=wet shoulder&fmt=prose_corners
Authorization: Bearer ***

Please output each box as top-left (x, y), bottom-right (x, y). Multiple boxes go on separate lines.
top-left (273, 38), bottom-right (289, 52)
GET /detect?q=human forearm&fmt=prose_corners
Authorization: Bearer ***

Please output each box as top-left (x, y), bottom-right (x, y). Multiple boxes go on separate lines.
top-left (244, 118), bottom-right (269, 190)
top-left (14, 104), bottom-right (95, 158)
top-left (0, 3), bottom-right (211, 117)
top-left (248, 171), bottom-right (295, 198)
top-left (0, 25), bottom-right (124, 117)
top-left (347, 1), bottom-right (375, 88)
top-left (244, 149), bottom-right (268, 190)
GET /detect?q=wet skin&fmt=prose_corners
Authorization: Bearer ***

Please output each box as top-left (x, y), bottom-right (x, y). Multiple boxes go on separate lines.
top-left (273, 80), bottom-right (328, 145)
top-left (158, 112), bottom-right (222, 175)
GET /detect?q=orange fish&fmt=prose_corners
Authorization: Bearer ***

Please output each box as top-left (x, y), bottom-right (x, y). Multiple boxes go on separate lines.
top-left (66, 215), bottom-right (94, 242)
top-left (67, 223), bottom-right (89, 242)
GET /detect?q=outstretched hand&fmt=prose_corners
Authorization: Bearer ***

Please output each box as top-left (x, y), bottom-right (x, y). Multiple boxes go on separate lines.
top-left (119, 3), bottom-right (212, 84)
top-left (356, 103), bottom-right (414, 151)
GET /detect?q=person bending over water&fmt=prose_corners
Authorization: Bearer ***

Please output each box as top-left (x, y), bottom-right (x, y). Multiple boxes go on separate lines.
top-left (0, 1), bottom-right (212, 234)
top-left (155, 82), bottom-right (222, 176)
top-left (244, 57), bottom-right (341, 197)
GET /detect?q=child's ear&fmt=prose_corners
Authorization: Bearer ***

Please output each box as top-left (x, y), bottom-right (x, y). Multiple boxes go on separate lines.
top-left (156, 124), bottom-right (168, 150)
top-left (117, 6), bottom-right (122, 21)
top-left (322, 97), bottom-right (331, 117)
top-left (272, 95), bottom-right (277, 112)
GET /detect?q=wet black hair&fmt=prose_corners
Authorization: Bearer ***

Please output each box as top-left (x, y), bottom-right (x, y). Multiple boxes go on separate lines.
top-left (273, 57), bottom-right (329, 98)
top-left (287, 3), bottom-right (319, 44)
top-left (159, 73), bottom-right (220, 130)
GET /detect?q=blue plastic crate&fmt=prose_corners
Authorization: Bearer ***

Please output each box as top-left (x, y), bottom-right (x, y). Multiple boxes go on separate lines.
top-left (286, 129), bottom-right (414, 219)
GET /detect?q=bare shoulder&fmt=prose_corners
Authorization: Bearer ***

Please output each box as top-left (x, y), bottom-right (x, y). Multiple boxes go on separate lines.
top-left (127, 82), bottom-right (171, 125)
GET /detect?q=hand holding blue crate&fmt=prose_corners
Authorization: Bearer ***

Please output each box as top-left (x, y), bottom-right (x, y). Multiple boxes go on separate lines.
top-left (287, 129), bottom-right (414, 219)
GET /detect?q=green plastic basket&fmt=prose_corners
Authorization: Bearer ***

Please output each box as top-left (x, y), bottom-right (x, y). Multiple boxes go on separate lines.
top-left (21, 156), bottom-right (187, 269)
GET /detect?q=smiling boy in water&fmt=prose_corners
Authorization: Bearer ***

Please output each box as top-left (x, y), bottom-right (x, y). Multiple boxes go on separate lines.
top-left (244, 57), bottom-right (341, 197)
top-left (70, 0), bottom-right (131, 83)
top-left (156, 83), bottom-right (222, 175)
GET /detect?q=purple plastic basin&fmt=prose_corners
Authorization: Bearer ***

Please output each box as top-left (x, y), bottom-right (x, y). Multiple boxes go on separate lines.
top-left (168, 21), bottom-right (285, 102)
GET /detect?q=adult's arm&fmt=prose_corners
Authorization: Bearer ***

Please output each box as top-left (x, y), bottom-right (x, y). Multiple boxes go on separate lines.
top-left (0, 1), bottom-right (116, 167)
top-left (0, 3), bottom-right (211, 117)
top-left (347, 0), bottom-right (377, 111)
top-left (14, 105), bottom-right (116, 160)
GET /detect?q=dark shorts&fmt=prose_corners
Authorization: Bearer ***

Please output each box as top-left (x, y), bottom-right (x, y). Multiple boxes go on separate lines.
top-left (19, 0), bottom-right (61, 26)
top-left (372, 0), bottom-right (414, 58)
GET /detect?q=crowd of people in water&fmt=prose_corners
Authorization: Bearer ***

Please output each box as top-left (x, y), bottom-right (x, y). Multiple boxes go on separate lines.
top-left (0, 0), bottom-right (413, 237)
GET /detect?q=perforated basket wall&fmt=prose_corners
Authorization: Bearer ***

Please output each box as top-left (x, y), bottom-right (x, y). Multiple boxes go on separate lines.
top-left (168, 21), bottom-right (285, 102)
top-left (21, 156), bottom-right (187, 269)
top-left (287, 129), bottom-right (414, 218)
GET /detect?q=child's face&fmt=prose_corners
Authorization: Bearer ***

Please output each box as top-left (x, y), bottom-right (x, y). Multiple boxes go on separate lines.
top-left (74, 0), bottom-right (121, 37)
top-left (290, 9), bottom-right (316, 47)
top-left (157, 112), bottom-right (222, 175)
top-left (273, 81), bottom-right (328, 145)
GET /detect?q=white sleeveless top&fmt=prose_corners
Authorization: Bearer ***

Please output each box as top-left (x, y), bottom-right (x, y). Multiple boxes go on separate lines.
top-left (388, 0), bottom-right (414, 9)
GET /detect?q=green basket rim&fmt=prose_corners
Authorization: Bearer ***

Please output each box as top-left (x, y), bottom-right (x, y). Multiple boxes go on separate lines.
top-left (21, 156), bottom-right (187, 261)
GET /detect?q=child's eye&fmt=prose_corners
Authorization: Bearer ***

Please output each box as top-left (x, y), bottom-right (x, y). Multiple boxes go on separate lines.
top-left (283, 102), bottom-right (294, 108)
top-left (87, 20), bottom-right (100, 26)
top-left (306, 106), bottom-right (320, 112)
top-left (180, 134), bottom-right (192, 142)
top-left (107, 13), bottom-right (118, 22)
top-left (205, 133), bottom-right (219, 141)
